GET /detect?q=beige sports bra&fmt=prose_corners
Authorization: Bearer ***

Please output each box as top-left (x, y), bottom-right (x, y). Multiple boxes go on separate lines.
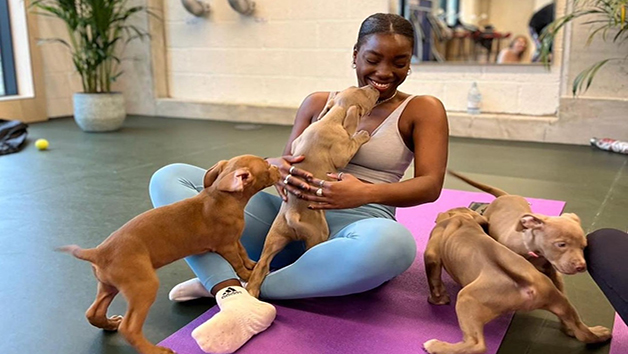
top-left (324, 92), bottom-right (415, 184)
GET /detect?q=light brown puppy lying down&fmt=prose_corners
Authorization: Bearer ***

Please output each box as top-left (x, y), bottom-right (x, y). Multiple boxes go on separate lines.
top-left (447, 170), bottom-right (587, 293)
top-left (58, 155), bottom-right (280, 354)
top-left (423, 208), bottom-right (611, 354)
top-left (246, 85), bottom-right (379, 298)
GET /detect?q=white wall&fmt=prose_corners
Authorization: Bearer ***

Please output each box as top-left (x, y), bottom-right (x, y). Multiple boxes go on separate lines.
top-left (37, 0), bottom-right (559, 117)
top-left (36, 17), bottom-right (82, 117)
top-left (164, 0), bottom-right (560, 116)
top-left (165, 0), bottom-right (388, 108)
top-left (33, 0), bottom-right (626, 144)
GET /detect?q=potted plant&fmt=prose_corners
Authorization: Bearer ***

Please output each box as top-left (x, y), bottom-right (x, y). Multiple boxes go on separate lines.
top-left (31, 0), bottom-right (150, 132)
top-left (539, 0), bottom-right (627, 95)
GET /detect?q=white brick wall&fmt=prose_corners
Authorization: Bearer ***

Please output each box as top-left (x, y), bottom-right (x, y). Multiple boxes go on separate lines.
top-left (34, 0), bottom-right (626, 145)
top-left (166, 0), bottom-right (388, 108)
top-left (165, 0), bottom-right (561, 116)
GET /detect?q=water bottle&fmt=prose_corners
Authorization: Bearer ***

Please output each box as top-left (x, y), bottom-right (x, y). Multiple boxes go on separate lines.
top-left (590, 137), bottom-right (628, 155)
top-left (467, 82), bottom-right (482, 115)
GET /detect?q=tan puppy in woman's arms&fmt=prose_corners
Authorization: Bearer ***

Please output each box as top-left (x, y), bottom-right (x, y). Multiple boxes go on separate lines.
top-left (57, 155), bottom-right (280, 354)
top-left (245, 85), bottom-right (380, 298)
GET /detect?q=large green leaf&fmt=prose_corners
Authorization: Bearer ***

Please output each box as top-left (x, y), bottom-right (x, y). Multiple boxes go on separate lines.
top-left (539, 0), bottom-right (627, 95)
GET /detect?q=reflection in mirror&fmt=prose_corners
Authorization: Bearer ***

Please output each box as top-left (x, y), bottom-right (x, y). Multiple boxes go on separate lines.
top-left (401, 0), bottom-right (555, 65)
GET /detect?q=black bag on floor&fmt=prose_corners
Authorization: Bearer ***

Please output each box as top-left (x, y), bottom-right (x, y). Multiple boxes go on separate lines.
top-left (0, 119), bottom-right (29, 155)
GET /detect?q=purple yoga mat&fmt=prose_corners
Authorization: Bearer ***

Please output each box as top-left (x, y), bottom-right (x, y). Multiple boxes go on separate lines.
top-left (610, 314), bottom-right (628, 354)
top-left (159, 189), bottom-right (566, 354)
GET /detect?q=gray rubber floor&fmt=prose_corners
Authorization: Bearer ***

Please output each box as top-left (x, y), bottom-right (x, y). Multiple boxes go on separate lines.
top-left (1, 115), bottom-right (625, 354)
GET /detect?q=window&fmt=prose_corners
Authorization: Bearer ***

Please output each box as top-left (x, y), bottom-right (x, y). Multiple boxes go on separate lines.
top-left (0, 0), bottom-right (18, 96)
top-left (0, 0), bottom-right (46, 122)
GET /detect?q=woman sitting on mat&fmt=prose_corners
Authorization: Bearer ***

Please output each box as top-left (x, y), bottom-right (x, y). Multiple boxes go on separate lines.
top-left (149, 12), bottom-right (448, 354)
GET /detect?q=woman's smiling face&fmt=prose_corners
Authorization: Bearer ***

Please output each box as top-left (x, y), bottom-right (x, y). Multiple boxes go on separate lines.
top-left (353, 33), bottom-right (413, 99)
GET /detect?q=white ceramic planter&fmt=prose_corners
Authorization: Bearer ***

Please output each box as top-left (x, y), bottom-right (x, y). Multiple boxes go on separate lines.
top-left (73, 92), bottom-right (126, 132)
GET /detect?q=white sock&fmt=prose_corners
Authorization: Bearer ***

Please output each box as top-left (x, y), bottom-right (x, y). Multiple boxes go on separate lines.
top-left (169, 278), bottom-right (213, 302)
top-left (191, 286), bottom-right (276, 354)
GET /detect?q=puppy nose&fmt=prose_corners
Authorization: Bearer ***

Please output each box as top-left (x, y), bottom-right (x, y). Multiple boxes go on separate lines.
top-left (575, 264), bottom-right (586, 273)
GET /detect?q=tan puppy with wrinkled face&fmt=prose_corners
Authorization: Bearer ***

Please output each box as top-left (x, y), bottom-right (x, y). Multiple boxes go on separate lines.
top-left (58, 155), bottom-right (280, 354)
top-left (423, 207), bottom-right (611, 354)
top-left (246, 86), bottom-right (379, 298)
top-left (447, 170), bottom-right (587, 292)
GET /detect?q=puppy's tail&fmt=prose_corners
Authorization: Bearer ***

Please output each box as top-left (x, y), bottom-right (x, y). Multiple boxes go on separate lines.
top-left (56, 244), bottom-right (97, 263)
top-left (447, 170), bottom-right (509, 197)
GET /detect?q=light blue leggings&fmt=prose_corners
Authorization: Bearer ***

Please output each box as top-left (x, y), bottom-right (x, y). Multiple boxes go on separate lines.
top-left (149, 163), bottom-right (417, 300)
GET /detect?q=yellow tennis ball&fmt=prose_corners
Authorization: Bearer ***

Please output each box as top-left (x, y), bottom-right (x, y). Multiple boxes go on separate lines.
top-left (35, 139), bottom-right (49, 150)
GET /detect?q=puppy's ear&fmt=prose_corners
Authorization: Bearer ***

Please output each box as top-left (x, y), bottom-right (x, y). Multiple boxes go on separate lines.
top-left (516, 214), bottom-right (545, 231)
top-left (435, 212), bottom-right (450, 223)
top-left (362, 105), bottom-right (373, 117)
top-left (342, 106), bottom-right (360, 132)
top-left (216, 168), bottom-right (252, 192)
top-left (290, 135), bottom-right (302, 155)
top-left (561, 212), bottom-right (581, 224)
top-left (203, 160), bottom-right (228, 188)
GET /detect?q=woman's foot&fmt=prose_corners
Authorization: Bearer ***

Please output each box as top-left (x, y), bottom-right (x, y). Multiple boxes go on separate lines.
top-left (192, 286), bottom-right (276, 354)
top-left (168, 278), bottom-right (213, 302)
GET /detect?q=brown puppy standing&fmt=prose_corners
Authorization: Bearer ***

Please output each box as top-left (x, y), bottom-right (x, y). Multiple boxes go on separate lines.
top-left (447, 170), bottom-right (587, 292)
top-left (423, 207), bottom-right (611, 354)
top-left (246, 86), bottom-right (379, 298)
top-left (58, 155), bottom-right (280, 354)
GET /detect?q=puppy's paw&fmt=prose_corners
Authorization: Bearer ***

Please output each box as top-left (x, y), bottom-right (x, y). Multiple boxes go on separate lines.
top-left (153, 346), bottom-right (175, 354)
top-left (354, 130), bottom-right (370, 143)
top-left (90, 314), bottom-right (123, 331)
top-left (244, 259), bottom-right (257, 270)
top-left (245, 283), bottom-right (261, 298)
top-left (423, 339), bottom-right (443, 353)
top-left (106, 315), bottom-right (123, 331)
top-left (428, 293), bottom-right (450, 305)
top-left (588, 326), bottom-right (612, 343)
top-left (236, 268), bottom-right (252, 282)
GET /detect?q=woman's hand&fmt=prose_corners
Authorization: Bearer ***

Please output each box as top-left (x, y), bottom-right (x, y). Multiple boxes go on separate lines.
top-left (267, 155), bottom-right (312, 201)
top-left (300, 172), bottom-right (371, 210)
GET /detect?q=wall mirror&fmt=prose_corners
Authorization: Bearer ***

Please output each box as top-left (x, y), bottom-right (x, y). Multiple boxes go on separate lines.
top-left (401, 0), bottom-right (555, 65)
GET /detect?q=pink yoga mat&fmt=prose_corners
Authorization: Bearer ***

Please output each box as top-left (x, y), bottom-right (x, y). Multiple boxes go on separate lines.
top-left (610, 314), bottom-right (628, 354)
top-left (159, 189), bottom-right (566, 354)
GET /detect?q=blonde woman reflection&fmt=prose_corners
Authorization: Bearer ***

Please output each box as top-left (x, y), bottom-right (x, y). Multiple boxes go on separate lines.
top-left (497, 35), bottom-right (529, 64)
